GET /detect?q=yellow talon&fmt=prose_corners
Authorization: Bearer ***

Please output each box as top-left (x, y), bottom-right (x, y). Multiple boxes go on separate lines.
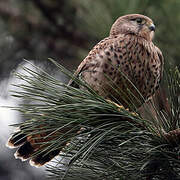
top-left (106, 99), bottom-right (126, 110)
top-left (106, 99), bottom-right (124, 109)
top-left (130, 112), bottom-right (138, 117)
top-left (117, 105), bottom-right (124, 109)
top-left (106, 99), bottom-right (138, 117)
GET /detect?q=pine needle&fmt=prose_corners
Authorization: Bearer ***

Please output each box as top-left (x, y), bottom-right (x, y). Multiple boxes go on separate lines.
top-left (9, 60), bottom-right (180, 179)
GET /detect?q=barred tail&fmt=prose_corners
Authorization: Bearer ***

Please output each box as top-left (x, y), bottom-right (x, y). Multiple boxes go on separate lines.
top-left (6, 130), bottom-right (61, 167)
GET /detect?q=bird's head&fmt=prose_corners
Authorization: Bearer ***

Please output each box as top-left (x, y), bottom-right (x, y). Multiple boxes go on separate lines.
top-left (110, 14), bottom-right (155, 41)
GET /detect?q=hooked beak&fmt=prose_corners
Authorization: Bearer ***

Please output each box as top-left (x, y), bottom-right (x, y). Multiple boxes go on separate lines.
top-left (149, 23), bottom-right (155, 32)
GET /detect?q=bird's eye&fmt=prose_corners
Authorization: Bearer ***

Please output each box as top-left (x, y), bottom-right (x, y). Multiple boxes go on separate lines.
top-left (131, 18), bottom-right (143, 24)
top-left (136, 18), bottom-right (143, 24)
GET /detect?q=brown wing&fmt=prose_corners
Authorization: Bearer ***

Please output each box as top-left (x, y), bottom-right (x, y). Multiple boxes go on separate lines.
top-left (68, 37), bottom-right (114, 87)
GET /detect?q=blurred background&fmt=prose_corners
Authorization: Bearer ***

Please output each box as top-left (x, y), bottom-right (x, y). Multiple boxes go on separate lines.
top-left (0, 0), bottom-right (179, 179)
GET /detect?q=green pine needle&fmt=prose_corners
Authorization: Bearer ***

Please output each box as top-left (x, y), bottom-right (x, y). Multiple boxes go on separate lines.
top-left (9, 60), bottom-right (180, 179)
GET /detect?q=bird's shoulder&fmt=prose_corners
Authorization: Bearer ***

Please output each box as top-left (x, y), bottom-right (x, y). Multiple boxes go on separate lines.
top-left (71, 34), bottom-right (127, 75)
top-left (68, 35), bottom-right (123, 86)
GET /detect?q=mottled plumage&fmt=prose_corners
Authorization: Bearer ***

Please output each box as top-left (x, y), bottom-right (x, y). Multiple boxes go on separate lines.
top-left (69, 14), bottom-right (163, 108)
top-left (7, 14), bottom-right (163, 167)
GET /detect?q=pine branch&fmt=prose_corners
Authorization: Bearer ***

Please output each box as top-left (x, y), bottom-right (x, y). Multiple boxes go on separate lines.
top-left (8, 60), bottom-right (180, 179)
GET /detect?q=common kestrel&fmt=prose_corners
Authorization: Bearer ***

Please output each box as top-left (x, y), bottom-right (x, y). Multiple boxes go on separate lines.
top-left (7, 14), bottom-right (164, 167)
top-left (69, 14), bottom-right (164, 109)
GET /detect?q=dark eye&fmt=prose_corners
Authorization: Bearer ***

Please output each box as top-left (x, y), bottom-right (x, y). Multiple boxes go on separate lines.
top-left (131, 18), bottom-right (143, 24)
top-left (136, 18), bottom-right (143, 24)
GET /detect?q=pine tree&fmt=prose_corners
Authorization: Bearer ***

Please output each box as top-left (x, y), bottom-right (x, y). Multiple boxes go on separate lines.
top-left (9, 59), bottom-right (180, 180)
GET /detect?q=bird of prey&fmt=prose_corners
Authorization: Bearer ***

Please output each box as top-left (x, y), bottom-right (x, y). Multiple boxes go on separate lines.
top-left (7, 14), bottom-right (164, 167)
top-left (69, 14), bottom-right (163, 109)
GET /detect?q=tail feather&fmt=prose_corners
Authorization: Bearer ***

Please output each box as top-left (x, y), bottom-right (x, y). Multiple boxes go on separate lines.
top-left (6, 123), bottom-right (80, 167)
top-left (6, 132), bottom-right (27, 148)
top-left (15, 141), bottom-right (34, 160)
top-left (6, 129), bottom-right (63, 167)
top-left (30, 149), bottom-right (61, 167)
